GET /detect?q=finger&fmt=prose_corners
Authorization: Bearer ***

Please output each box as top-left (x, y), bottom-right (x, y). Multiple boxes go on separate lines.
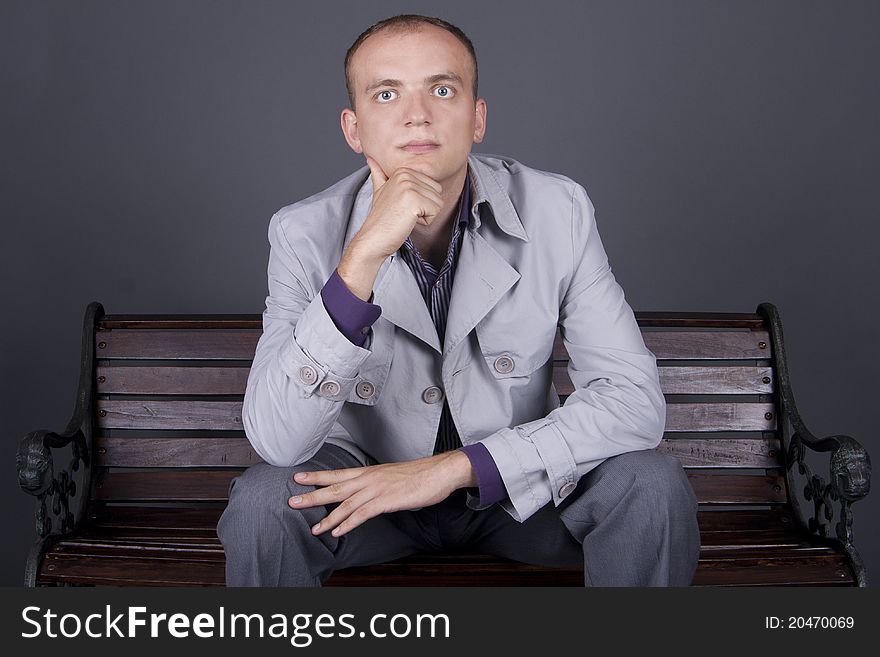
top-left (289, 479), bottom-right (354, 509)
top-left (294, 466), bottom-right (366, 486)
top-left (397, 175), bottom-right (444, 207)
top-left (311, 488), bottom-right (378, 537)
top-left (329, 501), bottom-right (382, 537)
top-left (395, 167), bottom-right (443, 195)
top-left (365, 155), bottom-right (388, 191)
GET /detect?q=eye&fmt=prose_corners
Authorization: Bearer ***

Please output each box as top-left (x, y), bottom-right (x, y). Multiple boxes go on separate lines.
top-left (434, 85), bottom-right (455, 98)
top-left (375, 89), bottom-right (397, 102)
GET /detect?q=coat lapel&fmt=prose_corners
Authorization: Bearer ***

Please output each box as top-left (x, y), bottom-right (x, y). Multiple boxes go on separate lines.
top-left (340, 153), bottom-right (529, 357)
top-left (442, 227), bottom-right (520, 356)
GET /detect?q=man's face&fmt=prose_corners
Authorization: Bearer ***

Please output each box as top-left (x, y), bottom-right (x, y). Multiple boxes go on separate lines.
top-left (341, 25), bottom-right (486, 189)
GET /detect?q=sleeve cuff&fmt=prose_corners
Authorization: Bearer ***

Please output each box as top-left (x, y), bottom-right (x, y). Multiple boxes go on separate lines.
top-left (458, 443), bottom-right (507, 507)
top-left (320, 269), bottom-right (382, 347)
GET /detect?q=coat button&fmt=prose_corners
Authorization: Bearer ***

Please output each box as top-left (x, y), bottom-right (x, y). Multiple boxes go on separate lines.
top-left (422, 386), bottom-right (444, 404)
top-left (299, 365), bottom-right (317, 385)
top-left (559, 481), bottom-right (577, 498)
top-left (320, 380), bottom-right (340, 396)
top-left (493, 355), bottom-right (515, 374)
top-left (355, 381), bottom-right (375, 399)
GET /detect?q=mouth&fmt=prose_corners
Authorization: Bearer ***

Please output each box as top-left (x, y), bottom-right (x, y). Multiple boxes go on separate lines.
top-left (400, 142), bottom-right (439, 153)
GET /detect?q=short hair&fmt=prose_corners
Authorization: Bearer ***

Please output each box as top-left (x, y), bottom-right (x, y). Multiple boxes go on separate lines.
top-left (344, 14), bottom-right (479, 111)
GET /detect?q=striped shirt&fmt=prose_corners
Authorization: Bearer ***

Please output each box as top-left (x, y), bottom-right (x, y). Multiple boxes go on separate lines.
top-left (397, 175), bottom-right (470, 454)
top-left (319, 167), bottom-right (507, 506)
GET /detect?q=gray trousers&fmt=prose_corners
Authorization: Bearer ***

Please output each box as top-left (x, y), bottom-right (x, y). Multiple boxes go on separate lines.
top-left (217, 443), bottom-right (701, 587)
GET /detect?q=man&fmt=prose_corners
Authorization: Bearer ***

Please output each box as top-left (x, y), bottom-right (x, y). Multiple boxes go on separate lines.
top-left (217, 14), bottom-right (701, 586)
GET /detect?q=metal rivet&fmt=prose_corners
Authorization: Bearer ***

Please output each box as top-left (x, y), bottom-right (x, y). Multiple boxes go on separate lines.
top-left (773, 484), bottom-right (782, 492)
top-left (758, 341), bottom-right (767, 349)
top-left (98, 448), bottom-right (106, 454)
top-left (98, 341), bottom-right (107, 349)
top-left (97, 375), bottom-right (106, 384)
top-left (765, 412), bottom-right (773, 420)
top-left (768, 450), bottom-right (776, 457)
top-left (99, 410), bottom-right (106, 417)
top-left (47, 565), bottom-right (56, 571)
top-left (762, 376), bottom-right (770, 384)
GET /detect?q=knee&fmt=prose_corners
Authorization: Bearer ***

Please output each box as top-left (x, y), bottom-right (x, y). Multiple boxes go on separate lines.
top-left (217, 462), bottom-right (316, 542)
top-left (599, 449), bottom-right (698, 515)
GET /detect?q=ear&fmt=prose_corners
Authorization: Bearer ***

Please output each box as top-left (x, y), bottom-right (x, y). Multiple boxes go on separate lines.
top-left (472, 98), bottom-right (487, 144)
top-left (340, 108), bottom-right (363, 154)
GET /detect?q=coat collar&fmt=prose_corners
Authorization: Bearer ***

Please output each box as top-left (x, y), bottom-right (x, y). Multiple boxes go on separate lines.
top-left (464, 152), bottom-right (529, 242)
top-left (341, 152), bottom-right (525, 357)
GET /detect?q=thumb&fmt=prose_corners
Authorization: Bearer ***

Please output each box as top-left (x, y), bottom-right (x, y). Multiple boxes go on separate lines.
top-left (365, 155), bottom-right (388, 191)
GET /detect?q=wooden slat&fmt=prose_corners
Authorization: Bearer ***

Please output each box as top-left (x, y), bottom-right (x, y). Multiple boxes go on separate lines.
top-left (86, 507), bottom-right (797, 537)
top-left (689, 473), bottom-right (787, 504)
top-left (632, 312), bottom-right (765, 329)
top-left (77, 513), bottom-right (808, 552)
top-left (38, 548), bottom-right (852, 587)
top-left (104, 364), bottom-right (776, 397)
top-left (97, 400), bottom-right (244, 430)
top-left (39, 552), bottom-right (226, 586)
top-left (93, 471), bottom-right (239, 501)
top-left (91, 470), bottom-right (787, 503)
top-left (93, 435), bottom-right (782, 468)
top-left (554, 365), bottom-right (773, 396)
top-left (553, 331), bottom-right (771, 361)
top-left (99, 363), bottom-right (774, 397)
top-left (666, 403), bottom-right (776, 432)
top-left (99, 316), bottom-right (262, 330)
top-left (96, 311), bottom-right (766, 331)
top-left (88, 506), bottom-right (225, 531)
top-left (96, 330), bottom-right (259, 360)
top-left (660, 436), bottom-right (781, 468)
top-left (96, 436), bottom-right (261, 467)
top-left (96, 365), bottom-right (250, 395)
top-left (98, 328), bottom-right (770, 362)
top-left (692, 552), bottom-right (854, 586)
top-left (95, 400), bottom-right (776, 432)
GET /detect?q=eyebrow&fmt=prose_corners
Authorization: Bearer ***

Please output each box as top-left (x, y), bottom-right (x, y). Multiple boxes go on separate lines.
top-left (364, 72), bottom-right (464, 95)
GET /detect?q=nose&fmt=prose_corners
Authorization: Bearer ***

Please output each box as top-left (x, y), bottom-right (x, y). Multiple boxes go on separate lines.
top-left (404, 92), bottom-right (432, 126)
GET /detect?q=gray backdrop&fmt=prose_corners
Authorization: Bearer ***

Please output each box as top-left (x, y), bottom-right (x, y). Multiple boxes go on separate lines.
top-left (2, 0), bottom-right (877, 586)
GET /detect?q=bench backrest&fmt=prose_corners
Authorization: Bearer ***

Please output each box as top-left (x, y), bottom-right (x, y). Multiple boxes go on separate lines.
top-left (89, 310), bottom-right (786, 516)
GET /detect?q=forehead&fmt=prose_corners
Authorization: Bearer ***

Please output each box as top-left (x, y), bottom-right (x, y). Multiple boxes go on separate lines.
top-left (352, 27), bottom-right (471, 89)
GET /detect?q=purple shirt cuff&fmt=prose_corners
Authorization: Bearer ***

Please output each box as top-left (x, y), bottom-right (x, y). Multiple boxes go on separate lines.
top-left (320, 269), bottom-right (382, 347)
top-left (458, 443), bottom-right (507, 506)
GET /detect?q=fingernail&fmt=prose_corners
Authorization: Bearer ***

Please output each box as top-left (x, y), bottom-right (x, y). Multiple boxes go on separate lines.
top-left (311, 523), bottom-right (321, 533)
top-left (331, 528), bottom-right (341, 537)
top-left (295, 472), bottom-right (308, 481)
top-left (290, 496), bottom-right (302, 505)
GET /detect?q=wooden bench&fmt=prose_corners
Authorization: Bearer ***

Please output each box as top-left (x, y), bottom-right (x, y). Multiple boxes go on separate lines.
top-left (17, 301), bottom-right (871, 586)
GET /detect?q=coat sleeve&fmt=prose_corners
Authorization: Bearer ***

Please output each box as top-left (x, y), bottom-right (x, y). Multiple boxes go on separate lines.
top-left (471, 183), bottom-right (667, 522)
top-left (242, 210), bottom-right (376, 467)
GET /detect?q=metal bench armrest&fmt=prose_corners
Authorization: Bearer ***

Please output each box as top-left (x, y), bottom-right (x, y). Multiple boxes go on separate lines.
top-left (758, 302), bottom-right (871, 586)
top-left (16, 301), bottom-right (104, 539)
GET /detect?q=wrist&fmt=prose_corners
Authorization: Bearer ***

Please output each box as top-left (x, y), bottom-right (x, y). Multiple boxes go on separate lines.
top-left (338, 242), bottom-right (384, 302)
top-left (343, 238), bottom-right (386, 270)
top-left (441, 450), bottom-right (477, 490)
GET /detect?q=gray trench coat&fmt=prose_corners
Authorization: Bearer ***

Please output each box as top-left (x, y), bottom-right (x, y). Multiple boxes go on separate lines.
top-left (242, 152), bottom-right (666, 523)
